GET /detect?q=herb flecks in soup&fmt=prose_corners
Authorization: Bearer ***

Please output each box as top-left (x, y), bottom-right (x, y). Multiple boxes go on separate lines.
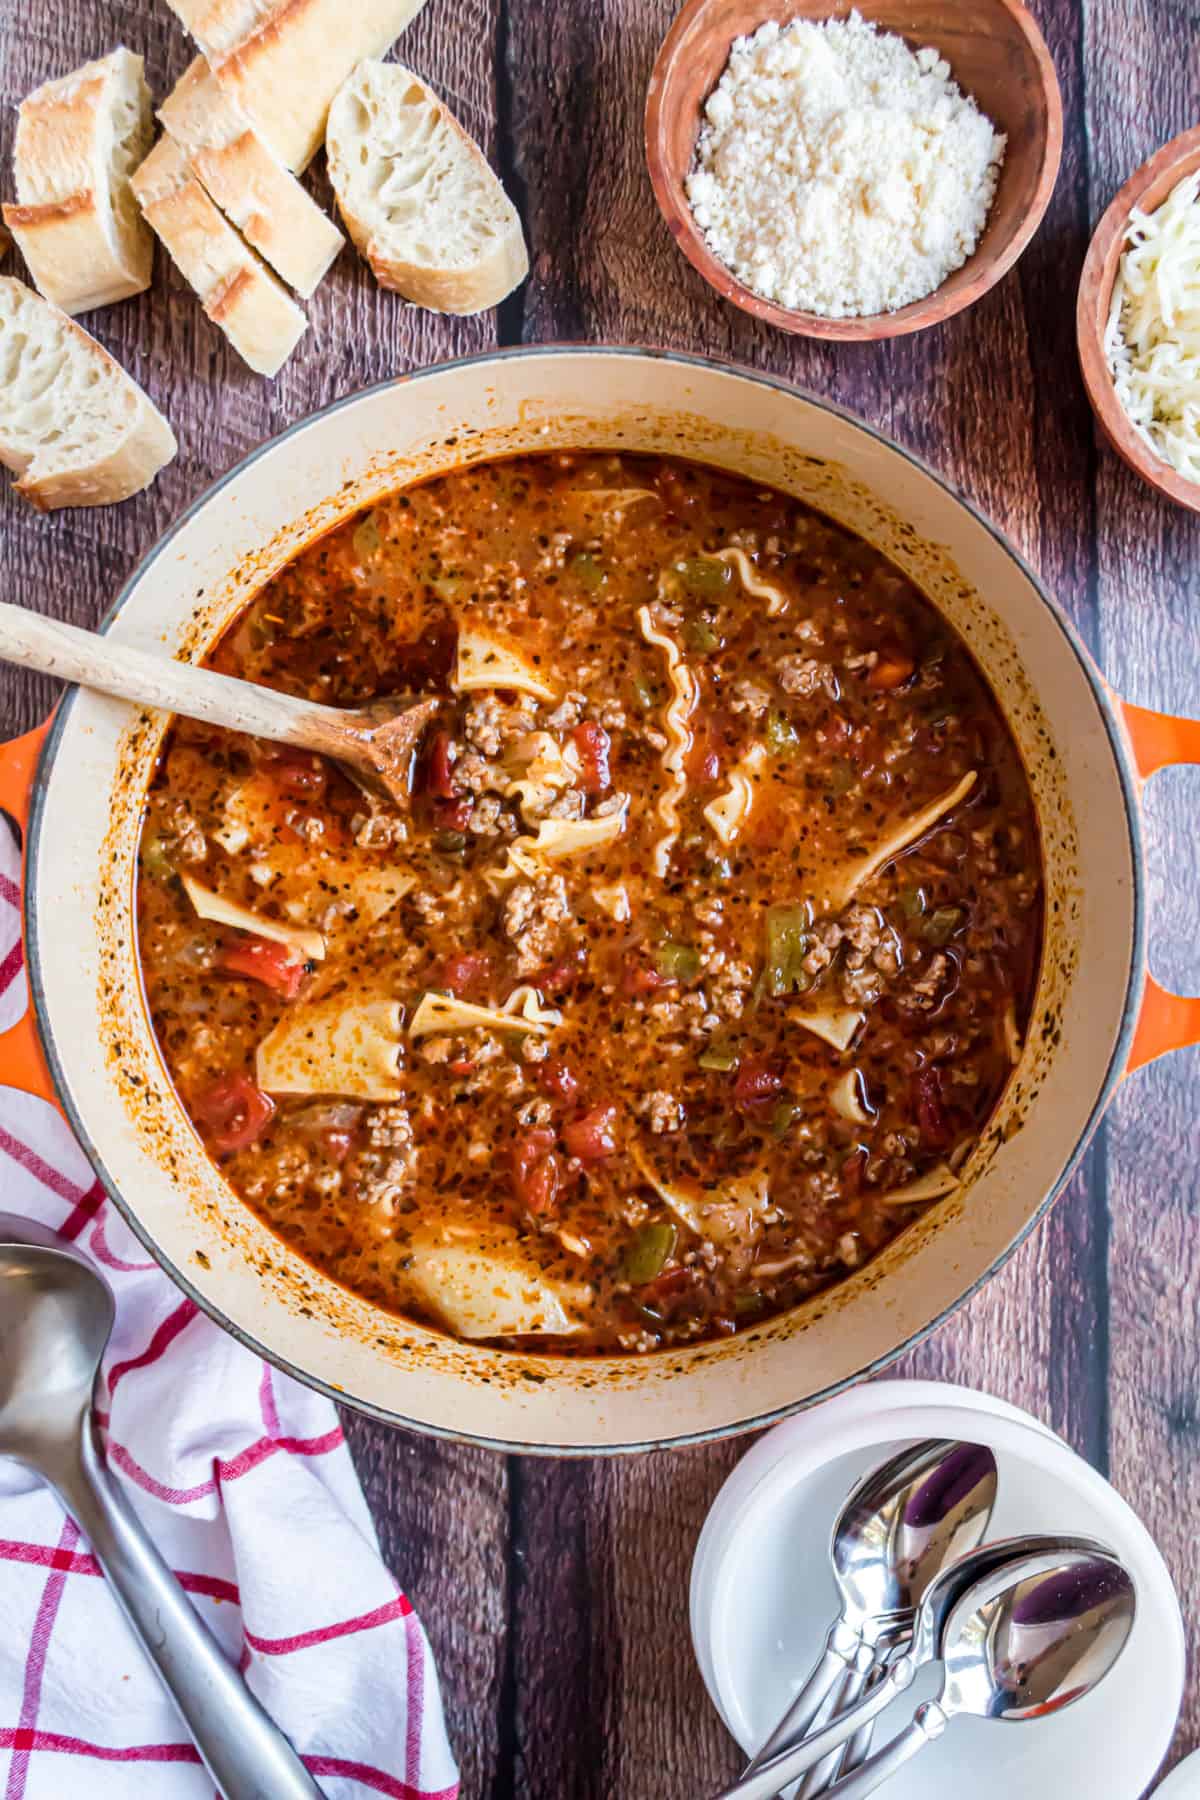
top-left (137, 454), bottom-right (1042, 1354)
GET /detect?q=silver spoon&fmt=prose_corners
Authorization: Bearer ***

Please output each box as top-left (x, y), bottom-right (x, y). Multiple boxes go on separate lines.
top-left (712, 1533), bottom-right (1113, 1800)
top-left (0, 1235), bottom-right (325, 1800)
top-left (0, 601), bottom-right (438, 806)
top-left (742, 1439), bottom-right (999, 1791)
top-left (819, 1548), bottom-right (1137, 1797)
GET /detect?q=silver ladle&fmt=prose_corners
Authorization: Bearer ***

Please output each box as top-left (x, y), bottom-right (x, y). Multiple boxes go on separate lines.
top-left (741, 1438), bottom-right (999, 1791)
top-left (0, 1231), bottom-right (325, 1800)
top-left (713, 1534), bottom-right (1117, 1800)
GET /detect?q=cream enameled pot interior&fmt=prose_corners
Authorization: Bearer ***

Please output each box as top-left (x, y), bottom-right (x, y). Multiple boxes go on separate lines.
top-left (27, 351), bottom-right (1140, 1451)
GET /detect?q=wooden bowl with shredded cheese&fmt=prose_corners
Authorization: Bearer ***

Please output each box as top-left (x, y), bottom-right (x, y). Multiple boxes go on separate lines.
top-left (646, 0), bottom-right (1063, 341)
top-left (1078, 125), bottom-right (1200, 513)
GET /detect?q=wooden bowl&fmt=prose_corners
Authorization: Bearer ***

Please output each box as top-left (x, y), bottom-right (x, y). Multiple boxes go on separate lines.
top-left (1077, 126), bottom-right (1200, 513)
top-left (645, 0), bottom-right (1064, 341)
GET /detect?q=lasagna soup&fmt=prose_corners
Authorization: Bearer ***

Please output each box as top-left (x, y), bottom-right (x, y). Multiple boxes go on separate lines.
top-left (137, 453), bottom-right (1042, 1353)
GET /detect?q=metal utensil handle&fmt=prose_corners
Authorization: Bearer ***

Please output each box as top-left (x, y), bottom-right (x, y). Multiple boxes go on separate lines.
top-left (829, 1620), bottom-right (910, 1786)
top-left (795, 1653), bottom-right (876, 1797)
top-left (740, 1621), bottom-right (866, 1778)
top-left (837, 1707), bottom-right (878, 1781)
top-left (712, 1655), bottom-right (916, 1800)
top-left (0, 600), bottom-right (352, 757)
top-left (822, 1701), bottom-right (948, 1799)
top-left (48, 1414), bottom-right (324, 1800)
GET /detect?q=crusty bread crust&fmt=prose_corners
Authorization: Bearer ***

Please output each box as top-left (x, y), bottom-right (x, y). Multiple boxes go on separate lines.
top-left (326, 61), bottom-right (529, 315)
top-left (132, 134), bottom-right (307, 376)
top-left (0, 275), bottom-right (176, 509)
top-left (159, 59), bottom-right (343, 297)
top-left (165, 0), bottom-right (431, 171)
top-left (1, 49), bottom-right (154, 315)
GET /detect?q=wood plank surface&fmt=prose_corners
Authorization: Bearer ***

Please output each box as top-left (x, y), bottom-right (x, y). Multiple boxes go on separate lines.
top-left (1, 0), bottom-right (1197, 1795)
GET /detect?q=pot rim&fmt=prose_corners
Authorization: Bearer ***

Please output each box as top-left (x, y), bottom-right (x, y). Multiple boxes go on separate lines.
top-left (22, 344), bottom-right (1147, 1456)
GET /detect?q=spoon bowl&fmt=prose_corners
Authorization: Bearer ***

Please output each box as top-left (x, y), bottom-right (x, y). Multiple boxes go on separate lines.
top-left (0, 1243), bottom-right (113, 1464)
top-left (0, 1233), bottom-right (324, 1799)
top-left (942, 1553), bottom-right (1137, 1723)
top-left (833, 1439), bottom-right (999, 1627)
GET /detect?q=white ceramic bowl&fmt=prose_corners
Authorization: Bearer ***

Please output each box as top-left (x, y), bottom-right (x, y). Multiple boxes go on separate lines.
top-left (691, 1380), bottom-right (1184, 1798)
top-left (1157, 1752), bottom-right (1200, 1797)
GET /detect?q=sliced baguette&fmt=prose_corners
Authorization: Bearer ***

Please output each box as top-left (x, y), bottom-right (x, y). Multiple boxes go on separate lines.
top-left (159, 58), bottom-right (343, 298)
top-left (326, 62), bottom-right (528, 315)
top-left (131, 135), bottom-right (306, 377)
top-left (2, 49), bottom-right (154, 315)
top-left (0, 276), bottom-right (176, 509)
top-left (164, 0), bottom-right (431, 172)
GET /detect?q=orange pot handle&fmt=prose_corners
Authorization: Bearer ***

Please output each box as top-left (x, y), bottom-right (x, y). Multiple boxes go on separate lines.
top-left (0, 721), bottom-right (59, 1108)
top-left (1121, 700), bottom-right (1200, 1073)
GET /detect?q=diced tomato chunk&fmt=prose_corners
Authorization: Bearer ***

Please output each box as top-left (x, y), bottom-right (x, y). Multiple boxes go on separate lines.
top-left (195, 1074), bottom-right (275, 1154)
top-left (733, 1060), bottom-right (783, 1108)
top-left (642, 1264), bottom-right (696, 1301)
top-left (423, 730), bottom-right (459, 799)
top-left (324, 1129), bottom-right (355, 1164)
top-left (622, 959), bottom-right (670, 997)
top-left (913, 1067), bottom-right (951, 1146)
top-left (432, 795), bottom-right (473, 832)
top-left (562, 1103), bottom-right (619, 1162)
top-left (439, 951), bottom-right (492, 998)
top-left (571, 721), bottom-right (611, 795)
top-left (217, 936), bottom-right (308, 999)
top-left (685, 719), bottom-right (722, 784)
top-left (868, 650), bottom-right (916, 691)
top-left (261, 749), bottom-right (327, 796)
top-left (538, 1059), bottom-right (580, 1103)
top-left (512, 1128), bottom-right (561, 1215)
top-left (537, 945), bottom-right (587, 995)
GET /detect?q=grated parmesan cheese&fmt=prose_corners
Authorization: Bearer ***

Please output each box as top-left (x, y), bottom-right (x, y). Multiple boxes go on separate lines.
top-left (1104, 169), bottom-right (1200, 484)
top-left (685, 11), bottom-right (1005, 318)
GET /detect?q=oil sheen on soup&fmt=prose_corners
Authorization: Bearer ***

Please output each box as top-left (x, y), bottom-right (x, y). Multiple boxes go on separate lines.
top-left (137, 453), bottom-right (1043, 1354)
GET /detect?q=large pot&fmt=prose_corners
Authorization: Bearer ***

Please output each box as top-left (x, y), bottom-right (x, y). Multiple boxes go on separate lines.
top-left (2, 348), bottom-right (1197, 1454)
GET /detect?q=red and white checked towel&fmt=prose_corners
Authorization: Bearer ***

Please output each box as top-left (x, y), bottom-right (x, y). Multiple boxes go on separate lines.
top-left (0, 820), bottom-right (459, 1800)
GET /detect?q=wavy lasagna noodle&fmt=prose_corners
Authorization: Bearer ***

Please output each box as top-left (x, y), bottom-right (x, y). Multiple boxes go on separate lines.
top-left (408, 987), bottom-right (562, 1038)
top-left (637, 603), bottom-right (698, 877)
top-left (714, 546), bottom-right (789, 615)
top-left (704, 742), bottom-right (767, 845)
top-left (483, 804), bottom-right (629, 891)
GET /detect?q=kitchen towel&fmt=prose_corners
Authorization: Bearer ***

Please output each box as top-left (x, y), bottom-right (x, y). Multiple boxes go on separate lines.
top-left (0, 819), bottom-right (459, 1800)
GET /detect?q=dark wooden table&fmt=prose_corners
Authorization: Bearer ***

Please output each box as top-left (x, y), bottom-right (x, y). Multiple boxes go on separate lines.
top-left (3, 2), bottom-right (1198, 1794)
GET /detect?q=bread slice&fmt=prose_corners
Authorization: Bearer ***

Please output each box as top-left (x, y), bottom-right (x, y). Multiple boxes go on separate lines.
top-left (159, 58), bottom-right (343, 298)
top-left (326, 62), bottom-right (528, 315)
top-left (0, 277), bottom-right (176, 509)
top-left (1, 49), bottom-right (154, 315)
top-left (131, 135), bottom-right (306, 376)
top-left (164, 0), bottom-right (431, 173)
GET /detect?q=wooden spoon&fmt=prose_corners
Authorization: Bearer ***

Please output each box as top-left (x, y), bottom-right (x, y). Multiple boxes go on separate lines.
top-left (0, 602), bottom-right (439, 806)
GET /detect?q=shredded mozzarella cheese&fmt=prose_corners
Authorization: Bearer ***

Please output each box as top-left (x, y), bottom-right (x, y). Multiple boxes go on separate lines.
top-left (1105, 169), bottom-right (1200, 483)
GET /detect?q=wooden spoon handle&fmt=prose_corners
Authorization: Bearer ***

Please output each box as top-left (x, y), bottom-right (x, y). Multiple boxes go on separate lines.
top-left (0, 602), bottom-right (356, 757)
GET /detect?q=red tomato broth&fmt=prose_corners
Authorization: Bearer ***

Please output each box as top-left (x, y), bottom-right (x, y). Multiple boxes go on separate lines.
top-left (135, 452), bottom-right (1043, 1354)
